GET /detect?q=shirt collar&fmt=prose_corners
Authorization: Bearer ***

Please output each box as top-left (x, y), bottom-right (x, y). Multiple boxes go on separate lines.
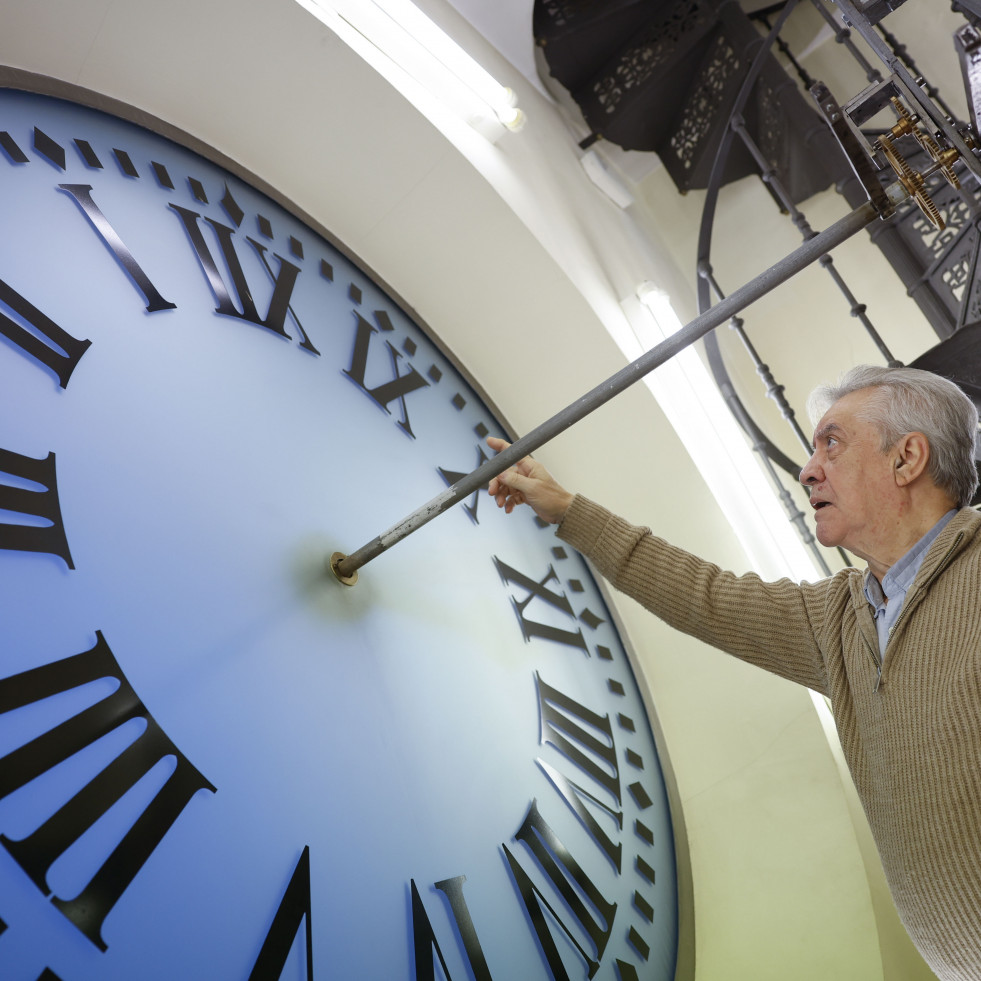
top-left (863, 509), bottom-right (957, 607)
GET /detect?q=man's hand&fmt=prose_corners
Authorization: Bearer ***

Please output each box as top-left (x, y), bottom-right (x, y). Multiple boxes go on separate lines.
top-left (486, 437), bottom-right (575, 525)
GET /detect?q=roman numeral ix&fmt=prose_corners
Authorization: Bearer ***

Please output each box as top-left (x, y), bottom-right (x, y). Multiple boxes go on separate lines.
top-left (343, 309), bottom-right (431, 438)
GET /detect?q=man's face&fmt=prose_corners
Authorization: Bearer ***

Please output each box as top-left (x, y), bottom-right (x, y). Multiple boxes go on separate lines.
top-left (799, 389), bottom-right (900, 560)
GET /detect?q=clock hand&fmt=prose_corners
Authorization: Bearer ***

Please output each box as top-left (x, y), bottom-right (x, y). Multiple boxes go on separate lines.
top-left (330, 196), bottom-right (885, 584)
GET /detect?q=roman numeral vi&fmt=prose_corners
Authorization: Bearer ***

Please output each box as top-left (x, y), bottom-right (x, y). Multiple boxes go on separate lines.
top-left (0, 633), bottom-right (215, 949)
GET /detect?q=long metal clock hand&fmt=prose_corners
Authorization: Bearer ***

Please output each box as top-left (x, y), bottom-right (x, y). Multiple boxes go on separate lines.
top-left (331, 188), bottom-right (905, 584)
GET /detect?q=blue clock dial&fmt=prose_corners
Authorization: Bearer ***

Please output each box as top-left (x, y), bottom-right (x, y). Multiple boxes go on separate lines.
top-left (0, 87), bottom-right (679, 981)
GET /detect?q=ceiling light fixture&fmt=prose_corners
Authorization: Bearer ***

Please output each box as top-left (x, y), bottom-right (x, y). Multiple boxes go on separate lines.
top-left (294, 0), bottom-right (525, 142)
top-left (627, 282), bottom-right (820, 583)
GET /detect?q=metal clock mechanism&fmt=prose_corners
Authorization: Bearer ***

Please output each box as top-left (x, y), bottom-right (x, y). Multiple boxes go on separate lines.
top-left (813, 62), bottom-right (973, 235)
top-left (875, 98), bottom-right (964, 231)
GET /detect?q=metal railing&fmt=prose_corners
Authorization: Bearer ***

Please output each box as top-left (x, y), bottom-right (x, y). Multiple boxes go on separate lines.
top-left (691, 0), bottom-right (980, 570)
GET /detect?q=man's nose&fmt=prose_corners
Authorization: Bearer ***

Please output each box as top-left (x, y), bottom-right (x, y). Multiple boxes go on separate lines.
top-left (799, 454), bottom-right (822, 486)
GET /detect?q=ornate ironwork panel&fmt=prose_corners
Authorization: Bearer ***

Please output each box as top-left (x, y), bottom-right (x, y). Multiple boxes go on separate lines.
top-left (669, 33), bottom-right (741, 170)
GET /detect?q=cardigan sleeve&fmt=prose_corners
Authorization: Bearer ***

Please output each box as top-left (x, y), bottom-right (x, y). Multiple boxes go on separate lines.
top-left (558, 495), bottom-right (833, 695)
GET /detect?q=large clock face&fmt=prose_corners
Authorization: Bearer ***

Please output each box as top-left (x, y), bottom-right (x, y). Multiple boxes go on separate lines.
top-left (0, 87), bottom-right (678, 980)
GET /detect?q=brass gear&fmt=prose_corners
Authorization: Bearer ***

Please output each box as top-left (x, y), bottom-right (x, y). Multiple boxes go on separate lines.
top-left (883, 95), bottom-right (962, 193)
top-left (888, 97), bottom-right (920, 141)
top-left (920, 132), bottom-right (962, 189)
top-left (879, 133), bottom-right (945, 230)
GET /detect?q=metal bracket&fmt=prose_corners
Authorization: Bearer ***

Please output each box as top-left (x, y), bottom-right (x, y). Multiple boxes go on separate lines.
top-left (811, 81), bottom-right (893, 218)
top-left (957, 24), bottom-right (981, 147)
top-left (837, 0), bottom-right (910, 25)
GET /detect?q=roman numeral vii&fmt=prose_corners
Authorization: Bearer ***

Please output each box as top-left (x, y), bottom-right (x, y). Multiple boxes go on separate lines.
top-left (0, 446), bottom-right (74, 569)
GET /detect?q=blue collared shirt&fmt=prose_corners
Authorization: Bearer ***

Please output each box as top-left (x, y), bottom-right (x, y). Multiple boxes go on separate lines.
top-left (863, 510), bottom-right (957, 656)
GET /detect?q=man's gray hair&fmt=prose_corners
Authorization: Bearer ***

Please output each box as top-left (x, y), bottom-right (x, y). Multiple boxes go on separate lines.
top-left (808, 365), bottom-right (980, 508)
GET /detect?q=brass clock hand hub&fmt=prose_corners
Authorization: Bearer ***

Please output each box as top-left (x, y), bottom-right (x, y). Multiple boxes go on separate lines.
top-left (328, 550), bottom-right (358, 586)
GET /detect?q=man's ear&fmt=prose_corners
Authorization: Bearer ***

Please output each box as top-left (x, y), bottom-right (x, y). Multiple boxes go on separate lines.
top-left (893, 432), bottom-right (930, 486)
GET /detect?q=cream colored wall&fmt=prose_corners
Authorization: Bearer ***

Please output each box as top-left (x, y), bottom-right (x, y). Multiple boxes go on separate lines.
top-left (0, 0), bottom-right (943, 976)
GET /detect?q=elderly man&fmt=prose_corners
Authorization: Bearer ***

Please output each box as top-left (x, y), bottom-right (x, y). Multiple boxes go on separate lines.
top-left (487, 365), bottom-right (981, 981)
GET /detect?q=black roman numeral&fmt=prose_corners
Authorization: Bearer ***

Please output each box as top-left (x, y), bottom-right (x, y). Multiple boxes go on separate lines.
top-left (58, 184), bottom-right (177, 313)
top-left (438, 444), bottom-right (491, 524)
top-left (411, 876), bottom-right (493, 981)
top-left (169, 205), bottom-right (319, 352)
top-left (0, 280), bottom-right (91, 388)
top-left (0, 446), bottom-right (74, 568)
top-left (248, 846), bottom-right (314, 981)
top-left (503, 800), bottom-right (617, 981)
top-left (250, 239), bottom-right (320, 354)
top-left (536, 674), bottom-right (623, 871)
top-left (493, 558), bottom-right (589, 654)
top-left (343, 311), bottom-right (430, 437)
top-left (0, 633), bottom-right (215, 950)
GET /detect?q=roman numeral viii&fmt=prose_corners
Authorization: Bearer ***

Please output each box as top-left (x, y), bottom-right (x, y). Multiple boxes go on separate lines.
top-left (343, 310), bottom-right (430, 437)
top-left (0, 633), bottom-right (215, 949)
top-left (169, 205), bottom-right (319, 352)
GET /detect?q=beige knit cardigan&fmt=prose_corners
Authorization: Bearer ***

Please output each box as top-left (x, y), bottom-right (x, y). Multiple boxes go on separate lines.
top-left (558, 496), bottom-right (981, 981)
